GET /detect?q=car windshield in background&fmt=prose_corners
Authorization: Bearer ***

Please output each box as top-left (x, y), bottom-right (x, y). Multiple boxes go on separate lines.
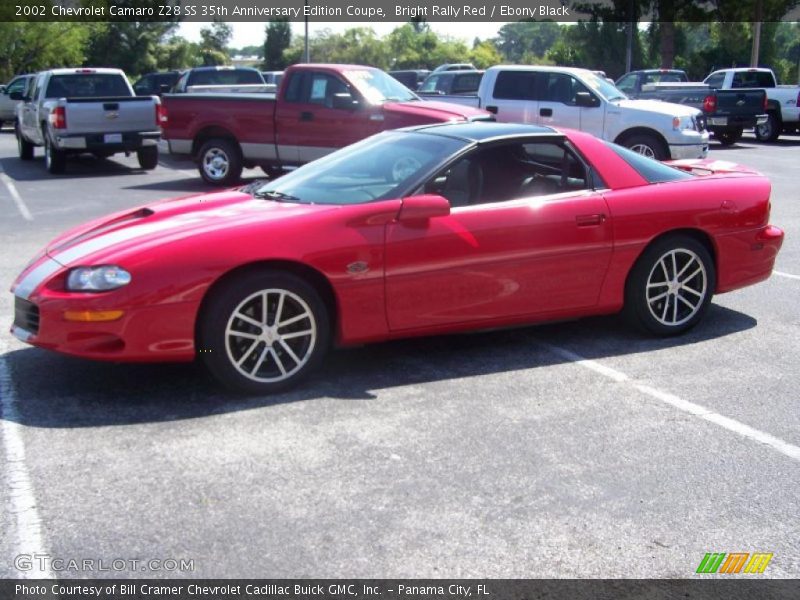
top-left (606, 142), bottom-right (695, 183)
top-left (254, 131), bottom-right (468, 205)
top-left (188, 70), bottom-right (263, 85)
top-left (45, 74), bottom-right (131, 98)
top-left (345, 69), bottom-right (419, 103)
top-left (584, 71), bottom-right (628, 101)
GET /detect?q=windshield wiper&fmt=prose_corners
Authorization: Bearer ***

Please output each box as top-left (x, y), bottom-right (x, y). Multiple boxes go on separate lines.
top-left (253, 190), bottom-right (307, 203)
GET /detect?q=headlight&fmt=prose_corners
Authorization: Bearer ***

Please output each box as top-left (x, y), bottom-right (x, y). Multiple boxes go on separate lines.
top-left (672, 116), bottom-right (696, 131)
top-left (66, 266), bottom-right (132, 291)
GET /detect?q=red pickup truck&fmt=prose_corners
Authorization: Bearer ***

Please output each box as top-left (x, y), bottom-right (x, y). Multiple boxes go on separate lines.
top-left (163, 63), bottom-right (492, 185)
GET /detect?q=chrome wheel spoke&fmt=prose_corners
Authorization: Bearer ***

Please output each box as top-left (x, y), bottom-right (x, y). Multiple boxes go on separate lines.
top-left (278, 338), bottom-right (301, 364)
top-left (648, 291), bottom-right (669, 304)
top-left (278, 312), bottom-right (310, 329)
top-left (281, 329), bottom-right (313, 341)
top-left (273, 292), bottom-right (285, 326)
top-left (680, 266), bottom-right (702, 285)
top-left (250, 345), bottom-right (270, 375)
top-left (229, 330), bottom-right (259, 340)
top-left (645, 247), bottom-right (707, 327)
top-left (682, 285), bottom-right (704, 298)
top-left (677, 293), bottom-right (698, 311)
top-left (234, 311), bottom-right (264, 328)
top-left (270, 347), bottom-right (287, 376)
top-left (236, 339), bottom-right (260, 367)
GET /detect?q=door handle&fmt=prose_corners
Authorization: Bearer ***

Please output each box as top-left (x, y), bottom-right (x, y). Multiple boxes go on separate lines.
top-left (576, 214), bottom-right (606, 226)
top-left (540, 107), bottom-right (553, 117)
top-left (485, 105), bottom-right (498, 114)
top-left (300, 111), bottom-right (314, 121)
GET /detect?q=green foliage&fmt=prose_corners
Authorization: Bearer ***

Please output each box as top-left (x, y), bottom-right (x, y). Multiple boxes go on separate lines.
top-left (0, 22), bottom-right (95, 82)
top-left (263, 19), bottom-right (291, 70)
top-left (199, 22), bottom-right (232, 66)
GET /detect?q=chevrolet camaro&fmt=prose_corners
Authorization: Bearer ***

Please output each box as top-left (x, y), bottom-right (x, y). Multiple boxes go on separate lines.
top-left (11, 123), bottom-right (784, 393)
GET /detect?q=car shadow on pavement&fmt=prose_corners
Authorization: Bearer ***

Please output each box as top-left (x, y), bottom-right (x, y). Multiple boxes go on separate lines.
top-left (2, 304), bottom-right (756, 429)
top-left (0, 154), bottom-right (158, 181)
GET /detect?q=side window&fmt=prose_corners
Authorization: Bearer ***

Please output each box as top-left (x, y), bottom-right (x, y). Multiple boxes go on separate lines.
top-left (133, 77), bottom-right (150, 94)
top-left (616, 74), bottom-right (636, 94)
top-left (492, 71), bottom-right (537, 100)
top-left (425, 141), bottom-right (589, 208)
top-left (32, 74), bottom-right (45, 101)
top-left (283, 72), bottom-right (307, 103)
top-left (452, 73), bottom-right (482, 94)
top-left (542, 73), bottom-right (587, 106)
top-left (419, 75), bottom-right (439, 93)
top-left (308, 73), bottom-right (348, 108)
top-left (7, 77), bottom-right (27, 95)
top-left (174, 72), bottom-right (189, 92)
top-left (436, 74), bottom-right (454, 93)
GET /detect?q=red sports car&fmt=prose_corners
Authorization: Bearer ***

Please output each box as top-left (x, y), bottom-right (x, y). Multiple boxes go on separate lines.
top-left (11, 123), bottom-right (783, 393)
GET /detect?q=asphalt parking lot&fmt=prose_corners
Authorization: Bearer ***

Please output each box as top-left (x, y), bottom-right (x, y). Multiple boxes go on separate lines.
top-left (0, 128), bottom-right (798, 579)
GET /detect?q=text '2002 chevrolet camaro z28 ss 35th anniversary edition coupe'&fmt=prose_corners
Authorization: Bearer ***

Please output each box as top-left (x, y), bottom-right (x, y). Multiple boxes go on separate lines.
top-left (11, 123), bottom-right (784, 393)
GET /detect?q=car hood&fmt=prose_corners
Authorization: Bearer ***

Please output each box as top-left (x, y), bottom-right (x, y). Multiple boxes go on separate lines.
top-left (44, 190), bottom-right (339, 266)
top-left (383, 100), bottom-right (490, 122)
top-left (613, 98), bottom-right (701, 118)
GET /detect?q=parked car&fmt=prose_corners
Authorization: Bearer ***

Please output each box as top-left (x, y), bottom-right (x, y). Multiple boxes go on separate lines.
top-left (431, 63), bottom-right (477, 73)
top-left (703, 67), bottom-right (800, 142)
top-left (617, 68), bottom-right (767, 145)
top-left (260, 71), bottom-right (284, 86)
top-left (132, 71), bottom-right (180, 97)
top-left (13, 68), bottom-right (163, 173)
top-left (171, 66), bottom-right (267, 93)
top-left (417, 70), bottom-right (484, 100)
top-left (438, 65), bottom-right (709, 160)
top-left (0, 74), bottom-right (34, 127)
top-left (162, 63), bottom-right (491, 185)
top-left (11, 123), bottom-right (783, 393)
top-left (388, 69), bottom-right (430, 91)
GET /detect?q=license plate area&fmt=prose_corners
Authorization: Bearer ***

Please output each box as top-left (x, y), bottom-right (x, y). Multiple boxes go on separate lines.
top-left (104, 133), bottom-right (123, 144)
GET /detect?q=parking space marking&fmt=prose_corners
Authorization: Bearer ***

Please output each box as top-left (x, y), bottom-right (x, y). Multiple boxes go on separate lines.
top-left (0, 164), bottom-right (33, 221)
top-left (0, 343), bottom-right (52, 577)
top-left (540, 342), bottom-right (800, 463)
top-left (774, 270), bottom-right (800, 280)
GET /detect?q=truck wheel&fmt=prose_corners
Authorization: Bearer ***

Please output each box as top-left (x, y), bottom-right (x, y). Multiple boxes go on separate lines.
top-left (260, 165), bottom-right (284, 179)
top-left (16, 123), bottom-right (34, 160)
top-left (715, 128), bottom-right (742, 146)
top-left (622, 133), bottom-right (668, 161)
top-left (198, 139), bottom-right (242, 186)
top-left (755, 112), bottom-right (780, 143)
top-left (44, 135), bottom-right (66, 174)
top-left (137, 146), bottom-right (158, 170)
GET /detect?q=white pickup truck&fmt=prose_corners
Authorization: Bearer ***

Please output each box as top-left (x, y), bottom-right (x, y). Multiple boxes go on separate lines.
top-left (441, 65), bottom-right (709, 161)
top-left (703, 68), bottom-right (800, 142)
top-left (13, 68), bottom-right (163, 174)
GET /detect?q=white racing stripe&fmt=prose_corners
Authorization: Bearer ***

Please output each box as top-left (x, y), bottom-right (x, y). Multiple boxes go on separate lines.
top-left (774, 270), bottom-right (800, 281)
top-left (0, 341), bottom-right (53, 577)
top-left (540, 342), bottom-right (800, 463)
top-left (0, 164), bottom-right (33, 221)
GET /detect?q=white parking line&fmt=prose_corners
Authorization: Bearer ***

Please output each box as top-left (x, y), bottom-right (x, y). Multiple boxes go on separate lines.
top-left (0, 342), bottom-right (52, 577)
top-left (0, 164), bottom-right (33, 221)
top-left (774, 270), bottom-right (800, 281)
top-left (540, 342), bottom-right (800, 463)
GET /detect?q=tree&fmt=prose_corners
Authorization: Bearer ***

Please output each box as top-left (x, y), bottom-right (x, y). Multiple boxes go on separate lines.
top-left (263, 19), bottom-right (291, 70)
top-left (85, 21), bottom-right (178, 77)
top-left (494, 21), bottom-right (561, 63)
top-left (199, 21), bottom-right (232, 66)
top-left (0, 22), bottom-right (93, 82)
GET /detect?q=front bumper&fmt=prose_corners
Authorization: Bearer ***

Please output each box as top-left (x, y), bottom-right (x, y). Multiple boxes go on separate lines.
top-left (668, 128), bottom-right (710, 160)
top-left (706, 114), bottom-right (768, 131)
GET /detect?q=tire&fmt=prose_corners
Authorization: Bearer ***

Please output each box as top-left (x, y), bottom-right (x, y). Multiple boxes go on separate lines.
top-left (622, 133), bottom-right (668, 161)
top-left (137, 145), bottom-right (158, 170)
top-left (754, 112), bottom-right (780, 143)
top-left (44, 134), bottom-right (66, 174)
top-left (715, 128), bottom-right (742, 146)
top-left (199, 270), bottom-right (331, 394)
top-left (198, 138), bottom-right (242, 186)
top-left (16, 123), bottom-right (34, 160)
top-left (624, 235), bottom-right (715, 336)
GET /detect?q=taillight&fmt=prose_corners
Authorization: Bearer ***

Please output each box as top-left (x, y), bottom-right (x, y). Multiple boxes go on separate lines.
top-left (49, 106), bottom-right (66, 129)
top-left (764, 94), bottom-right (768, 111)
top-left (702, 95), bottom-right (717, 113)
top-left (156, 103), bottom-right (167, 126)
top-left (796, 91), bottom-right (800, 107)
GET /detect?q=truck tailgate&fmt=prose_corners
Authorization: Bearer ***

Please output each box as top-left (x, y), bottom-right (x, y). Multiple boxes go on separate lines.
top-left (715, 89), bottom-right (765, 117)
top-left (65, 97), bottom-right (157, 133)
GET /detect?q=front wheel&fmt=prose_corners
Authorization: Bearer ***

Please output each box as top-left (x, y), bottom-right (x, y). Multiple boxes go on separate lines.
top-left (199, 271), bottom-right (330, 394)
top-left (754, 112), bottom-right (780, 142)
top-left (44, 135), bottom-right (66, 174)
top-left (198, 138), bottom-right (242, 186)
top-left (625, 235), bottom-right (715, 336)
top-left (16, 123), bottom-right (34, 160)
top-left (622, 133), bottom-right (668, 161)
top-left (137, 146), bottom-right (158, 170)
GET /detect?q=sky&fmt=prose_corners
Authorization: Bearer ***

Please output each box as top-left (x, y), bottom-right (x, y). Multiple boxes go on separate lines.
top-left (178, 21), bottom-right (506, 50)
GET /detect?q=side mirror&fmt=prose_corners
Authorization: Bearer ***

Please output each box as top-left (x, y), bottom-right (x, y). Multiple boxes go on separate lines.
top-left (331, 92), bottom-right (359, 110)
top-left (9, 91), bottom-right (24, 101)
top-left (575, 91), bottom-right (600, 108)
top-left (398, 194), bottom-right (451, 222)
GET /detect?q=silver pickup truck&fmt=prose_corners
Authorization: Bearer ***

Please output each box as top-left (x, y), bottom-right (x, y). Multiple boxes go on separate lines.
top-left (13, 68), bottom-right (163, 174)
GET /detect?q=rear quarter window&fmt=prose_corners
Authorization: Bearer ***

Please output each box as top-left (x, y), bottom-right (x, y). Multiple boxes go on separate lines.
top-left (606, 142), bottom-right (695, 183)
top-left (492, 71), bottom-right (537, 100)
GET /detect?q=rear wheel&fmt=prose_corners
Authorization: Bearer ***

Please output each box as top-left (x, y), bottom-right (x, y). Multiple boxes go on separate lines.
top-left (199, 271), bottom-right (330, 394)
top-left (137, 146), bottom-right (158, 170)
top-left (625, 235), bottom-right (715, 336)
top-left (198, 138), bottom-right (242, 186)
top-left (16, 123), bottom-right (34, 160)
top-left (622, 133), bottom-right (668, 161)
top-left (44, 135), bottom-right (66, 174)
top-left (715, 128), bottom-right (742, 146)
top-left (755, 112), bottom-right (780, 142)
top-left (260, 165), bottom-right (284, 179)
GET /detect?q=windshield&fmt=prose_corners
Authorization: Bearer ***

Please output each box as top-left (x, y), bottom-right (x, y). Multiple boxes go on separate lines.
top-left (583, 71), bottom-right (627, 101)
top-left (252, 131), bottom-right (468, 205)
top-left (46, 74), bottom-right (131, 98)
top-left (344, 69), bottom-right (419, 103)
